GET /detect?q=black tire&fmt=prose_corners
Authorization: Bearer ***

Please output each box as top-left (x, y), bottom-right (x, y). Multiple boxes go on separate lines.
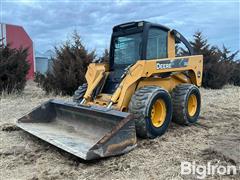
top-left (172, 84), bottom-right (201, 125)
top-left (73, 83), bottom-right (87, 103)
top-left (129, 86), bottom-right (172, 139)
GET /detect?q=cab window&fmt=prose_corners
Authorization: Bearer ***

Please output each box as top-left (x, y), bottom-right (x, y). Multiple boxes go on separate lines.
top-left (146, 28), bottom-right (168, 60)
top-left (114, 33), bottom-right (142, 65)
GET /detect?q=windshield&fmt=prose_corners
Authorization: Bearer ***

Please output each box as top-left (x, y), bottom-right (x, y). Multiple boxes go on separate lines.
top-left (114, 33), bottom-right (142, 66)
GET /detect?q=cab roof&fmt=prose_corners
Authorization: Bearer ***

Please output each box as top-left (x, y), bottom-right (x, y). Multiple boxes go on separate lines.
top-left (113, 21), bottom-right (170, 32)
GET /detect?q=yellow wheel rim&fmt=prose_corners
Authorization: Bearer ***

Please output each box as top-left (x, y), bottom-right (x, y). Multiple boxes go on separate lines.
top-left (188, 94), bottom-right (197, 117)
top-left (151, 99), bottom-right (166, 127)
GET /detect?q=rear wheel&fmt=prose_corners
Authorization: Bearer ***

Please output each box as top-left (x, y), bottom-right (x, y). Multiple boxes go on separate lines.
top-left (172, 84), bottom-right (201, 125)
top-left (129, 86), bottom-right (172, 138)
top-left (73, 83), bottom-right (87, 103)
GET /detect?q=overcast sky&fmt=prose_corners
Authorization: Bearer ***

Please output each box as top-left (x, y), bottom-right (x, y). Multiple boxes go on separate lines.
top-left (1, 0), bottom-right (239, 56)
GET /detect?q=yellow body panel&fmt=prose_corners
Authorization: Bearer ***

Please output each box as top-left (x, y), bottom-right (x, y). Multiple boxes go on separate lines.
top-left (167, 31), bottom-right (176, 58)
top-left (137, 73), bottom-right (191, 92)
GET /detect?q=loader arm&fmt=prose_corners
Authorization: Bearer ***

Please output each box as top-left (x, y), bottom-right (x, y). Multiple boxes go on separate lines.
top-left (83, 63), bottom-right (108, 100)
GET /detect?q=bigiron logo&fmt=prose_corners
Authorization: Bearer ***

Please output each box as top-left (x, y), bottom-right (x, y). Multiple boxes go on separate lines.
top-left (181, 161), bottom-right (239, 179)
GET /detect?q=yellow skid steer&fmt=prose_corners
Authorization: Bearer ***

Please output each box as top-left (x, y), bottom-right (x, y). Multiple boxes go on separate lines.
top-left (17, 21), bottom-right (203, 160)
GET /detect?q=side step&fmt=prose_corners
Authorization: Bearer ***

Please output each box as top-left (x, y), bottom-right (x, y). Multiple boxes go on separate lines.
top-left (17, 100), bottom-right (137, 160)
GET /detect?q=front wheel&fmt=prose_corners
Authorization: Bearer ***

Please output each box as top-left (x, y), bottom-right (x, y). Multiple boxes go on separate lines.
top-left (129, 86), bottom-right (172, 139)
top-left (172, 84), bottom-right (201, 125)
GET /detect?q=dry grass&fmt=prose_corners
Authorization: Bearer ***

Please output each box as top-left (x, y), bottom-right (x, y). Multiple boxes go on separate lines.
top-left (0, 82), bottom-right (239, 180)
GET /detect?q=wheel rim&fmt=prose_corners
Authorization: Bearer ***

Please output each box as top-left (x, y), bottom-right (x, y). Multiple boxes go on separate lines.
top-left (188, 94), bottom-right (197, 117)
top-left (151, 99), bottom-right (166, 127)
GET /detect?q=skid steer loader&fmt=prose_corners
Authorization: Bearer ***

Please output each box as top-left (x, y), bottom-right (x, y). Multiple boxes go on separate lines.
top-left (17, 21), bottom-right (203, 160)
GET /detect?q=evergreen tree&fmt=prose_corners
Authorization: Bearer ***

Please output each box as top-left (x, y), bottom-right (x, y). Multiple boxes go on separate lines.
top-left (0, 42), bottom-right (29, 93)
top-left (99, 48), bottom-right (109, 63)
top-left (218, 45), bottom-right (239, 61)
top-left (41, 31), bottom-right (95, 95)
top-left (218, 45), bottom-right (240, 86)
top-left (183, 31), bottom-right (239, 89)
top-left (230, 61), bottom-right (240, 86)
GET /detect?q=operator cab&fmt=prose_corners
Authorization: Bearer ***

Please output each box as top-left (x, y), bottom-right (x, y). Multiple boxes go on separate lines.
top-left (110, 21), bottom-right (170, 71)
top-left (102, 21), bottom-right (193, 94)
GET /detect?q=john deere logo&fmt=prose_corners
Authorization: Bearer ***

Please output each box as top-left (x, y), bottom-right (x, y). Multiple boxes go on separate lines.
top-left (156, 61), bottom-right (172, 69)
top-left (156, 58), bottom-right (189, 70)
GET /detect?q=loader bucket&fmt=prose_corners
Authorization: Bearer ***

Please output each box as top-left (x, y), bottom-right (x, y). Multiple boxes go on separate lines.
top-left (16, 99), bottom-right (137, 160)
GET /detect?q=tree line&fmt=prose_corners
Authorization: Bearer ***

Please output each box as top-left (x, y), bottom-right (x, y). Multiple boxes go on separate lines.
top-left (0, 31), bottom-right (239, 94)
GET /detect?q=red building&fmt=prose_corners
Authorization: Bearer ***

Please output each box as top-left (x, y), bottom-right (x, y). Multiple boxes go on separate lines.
top-left (0, 23), bottom-right (35, 79)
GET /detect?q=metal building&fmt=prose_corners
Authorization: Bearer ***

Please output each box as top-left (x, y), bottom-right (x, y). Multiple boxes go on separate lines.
top-left (35, 51), bottom-right (49, 74)
top-left (35, 50), bottom-right (55, 74)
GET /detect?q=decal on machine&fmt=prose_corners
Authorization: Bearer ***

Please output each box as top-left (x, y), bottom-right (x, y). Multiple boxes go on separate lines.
top-left (156, 58), bottom-right (189, 70)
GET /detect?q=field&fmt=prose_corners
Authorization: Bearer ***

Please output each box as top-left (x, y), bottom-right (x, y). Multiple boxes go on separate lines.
top-left (0, 81), bottom-right (239, 180)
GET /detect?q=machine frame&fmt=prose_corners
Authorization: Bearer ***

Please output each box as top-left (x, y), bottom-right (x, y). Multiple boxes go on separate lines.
top-left (82, 21), bottom-right (203, 111)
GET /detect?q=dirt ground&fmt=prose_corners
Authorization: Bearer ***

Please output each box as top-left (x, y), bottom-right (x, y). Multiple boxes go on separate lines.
top-left (0, 82), bottom-right (239, 180)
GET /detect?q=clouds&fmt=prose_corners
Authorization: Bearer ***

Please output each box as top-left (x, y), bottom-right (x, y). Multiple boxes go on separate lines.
top-left (1, 0), bottom-right (239, 55)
